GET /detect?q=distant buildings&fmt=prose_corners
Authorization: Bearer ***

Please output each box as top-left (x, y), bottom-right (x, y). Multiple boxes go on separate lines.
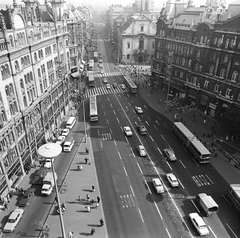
top-left (152, 0), bottom-right (240, 118)
top-left (0, 0), bottom-right (91, 199)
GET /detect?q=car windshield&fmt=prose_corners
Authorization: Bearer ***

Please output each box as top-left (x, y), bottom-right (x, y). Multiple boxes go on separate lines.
top-left (8, 218), bottom-right (16, 223)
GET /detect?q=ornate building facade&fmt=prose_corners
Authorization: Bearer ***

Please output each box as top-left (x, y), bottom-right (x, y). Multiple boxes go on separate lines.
top-left (0, 0), bottom-right (90, 199)
top-left (152, 0), bottom-right (240, 118)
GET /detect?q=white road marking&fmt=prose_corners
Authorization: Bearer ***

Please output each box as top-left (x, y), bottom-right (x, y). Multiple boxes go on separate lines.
top-left (114, 139), bottom-right (116, 146)
top-left (165, 228), bottom-right (171, 238)
top-left (126, 106), bottom-right (128, 110)
top-left (163, 123), bottom-right (168, 129)
top-left (125, 137), bottom-right (129, 144)
top-left (130, 185), bottom-right (135, 197)
top-left (113, 110), bottom-right (116, 115)
top-left (166, 161), bottom-right (172, 170)
top-left (144, 105), bottom-right (147, 109)
top-left (130, 148), bottom-right (135, 158)
top-left (179, 180), bottom-right (185, 189)
top-left (226, 223), bottom-right (238, 238)
top-left (125, 96), bottom-right (127, 100)
top-left (137, 163), bottom-right (143, 174)
top-left (123, 167), bottom-right (128, 176)
top-left (110, 128), bottom-right (113, 134)
top-left (209, 226), bottom-right (217, 238)
top-left (138, 208), bottom-right (144, 223)
top-left (154, 125), bottom-right (158, 130)
top-left (107, 98), bottom-right (110, 101)
top-left (179, 160), bottom-right (186, 168)
top-left (161, 135), bottom-right (165, 141)
top-left (100, 141), bottom-right (103, 148)
top-left (116, 117), bottom-right (120, 123)
top-left (149, 135), bottom-right (154, 142)
top-left (118, 152), bottom-right (122, 160)
top-left (191, 200), bottom-right (200, 213)
top-left (147, 116), bottom-right (151, 121)
top-left (104, 111), bottom-right (106, 116)
top-left (155, 120), bottom-right (159, 125)
top-left (145, 180), bottom-right (152, 194)
top-left (128, 102), bottom-right (131, 107)
top-left (106, 119), bottom-right (109, 124)
top-left (154, 201), bottom-right (163, 220)
top-left (110, 103), bottom-right (113, 108)
top-left (97, 130), bottom-right (100, 136)
top-left (157, 148), bottom-right (162, 155)
top-left (146, 121), bottom-right (149, 126)
top-left (205, 174), bottom-right (214, 184)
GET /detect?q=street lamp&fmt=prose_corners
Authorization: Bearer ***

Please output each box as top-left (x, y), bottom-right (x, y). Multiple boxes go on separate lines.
top-left (38, 143), bottom-right (66, 238)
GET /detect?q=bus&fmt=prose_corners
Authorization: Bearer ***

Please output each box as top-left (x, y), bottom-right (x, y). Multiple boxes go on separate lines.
top-left (93, 52), bottom-right (98, 61)
top-left (124, 76), bottom-right (137, 93)
top-left (226, 184), bottom-right (240, 214)
top-left (88, 59), bottom-right (94, 71)
top-left (89, 96), bottom-right (98, 121)
top-left (173, 122), bottom-right (211, 163)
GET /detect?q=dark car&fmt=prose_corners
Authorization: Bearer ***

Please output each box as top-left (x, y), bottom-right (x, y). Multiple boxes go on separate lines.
top-left (19, 188), bottom-right (36, 207)
top-left (32, 167), bottom-right (48, 185)
top-left (137, 124), bottom-right (147, 135)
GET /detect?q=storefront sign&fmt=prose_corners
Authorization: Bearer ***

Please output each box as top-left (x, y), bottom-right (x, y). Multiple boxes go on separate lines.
top-left (209, 103), bottom-right (216, 109)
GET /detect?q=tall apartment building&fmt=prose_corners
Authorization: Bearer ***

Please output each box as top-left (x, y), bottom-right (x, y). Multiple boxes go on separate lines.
top-left (0, 0), bottom-right (89, 199)
top-left (152, 0), bottom-right (240, 118)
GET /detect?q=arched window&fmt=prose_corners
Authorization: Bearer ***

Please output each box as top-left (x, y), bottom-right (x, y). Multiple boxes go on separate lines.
top-left (30, 31), bottom-right (34, 41)
top-left (141, 26), bottom-right (144, 32)
top-left (34, 53), bottom-right (37, 62)
top-left (223, 54), bottom-right (228, 63)
top-left (30, 72), bottom-right (33, 81)
top-left (180, 71), bottom-right (184, 78)
top-left (200, 36), bottom-right (204, 43)
top-left (225, 39), bottom-right (229, 49)
top-left (9, 83), bottom-right (14, 95)
top-left (14, 61), bottom-right (20, 72)
top-left (21, 57), bottom-right (24, 67)
top-left (27, 55), bottom-right (30, 65)
top-left (38, 69), bottom-right (41, 78)
top-left (9, 35), bottom-right (14, 47)
top-left (5, 64), bottom-right (10, 76)
top-left (209, 65), bottom-right (214, 74)
top-left (231, 70), bottom-right (238, 82)
top-left (20, 79), bottom-right (24, 89)
top-left (194, 63), bottom-right (199, 71)
top-left (182, 58), bottom-right (186, 66)
top-left (213, 37), bottom-right (217, 45)
top-left (220, 68), bottom-right (226, 78)
top-left (188, 59), bottom-right (192, 67)
top-left (217, 38), bottom-right (222, 47)
top-left (204, 36), bottom-right (208, 43)
top-left (5, 86), bottom-right (10, 97)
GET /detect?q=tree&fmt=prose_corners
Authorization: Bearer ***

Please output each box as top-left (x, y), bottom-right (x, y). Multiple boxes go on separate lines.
top-left (219, 108), bottom-right (240, 136)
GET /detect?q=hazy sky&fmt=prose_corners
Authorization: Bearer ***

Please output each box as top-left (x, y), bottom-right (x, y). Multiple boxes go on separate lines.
top-left (2, 0), bottom-right (234, 8)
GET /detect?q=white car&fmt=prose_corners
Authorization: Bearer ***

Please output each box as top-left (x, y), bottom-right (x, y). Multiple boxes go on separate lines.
top-left (163, 149), bottom-right (177, 161)
top-left (166, 173), bottom-right (179, 187)
top-left (120, 84), bottom-right (126, 89)
top-left (44, 158), bottom-right (54, 168)
top-left (189, 213), bottom-right (209, 236)
top-left (123, 126), bottom-right (133, 136)
top-left (103, 78), bottom-right (108, 84)
top-left (106, 84), bottom-right (111, 89)
top-left (137, 145), bottom-right (147, 157)
top-left (3, 208), bottom-right (24, 233)
top-left (135, 106), bottom-right (143, 114)
top-left (152, 178), bottom-right (164, 194)
top-left (62, 129), bottom-right (70, 137)
top-left (56, 135), bottom-right (66, 145)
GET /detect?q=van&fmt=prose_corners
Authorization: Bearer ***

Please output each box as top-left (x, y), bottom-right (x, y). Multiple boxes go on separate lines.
top-left (63, 137), bottom-right (75, 152)
top-left (66, 117), bottom-right (76, 129)
top-left (196, 193), bottom-right (219, 216)
top-left (41, 172), bottom-right (57, 196)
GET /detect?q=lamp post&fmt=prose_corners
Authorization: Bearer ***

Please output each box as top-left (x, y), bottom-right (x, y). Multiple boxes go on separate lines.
top-left (38, 143), bottom-right (66, 238)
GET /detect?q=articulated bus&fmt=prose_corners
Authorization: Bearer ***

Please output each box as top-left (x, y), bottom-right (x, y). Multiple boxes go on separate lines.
top-left (124, 76), bottom-right (137, 93)
top-left (173, 122), bottom-right (211, 163)
top-left (226, 184), bottom-right (240, 214)
top-left (89, 96), bottom-right (98, 121)
top-left (88, 59), bottom-right (94, 71)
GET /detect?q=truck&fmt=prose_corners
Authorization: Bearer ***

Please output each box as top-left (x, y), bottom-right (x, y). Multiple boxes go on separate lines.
top-left (41, 172), bottom-right (57, 196)
top-left (93, 52), bottom-right (98, 61)
top-left (196, 193), bottom-right (219, 216)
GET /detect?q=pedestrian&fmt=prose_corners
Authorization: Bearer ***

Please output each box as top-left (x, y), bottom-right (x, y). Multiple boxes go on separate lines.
top-left (79, 196), bottom-right (82, 203)
top-left (92, 184), bottom-right (95, 192)
top-left (100, 218), bottom-right (104, 226)
top-left (85, 147), bottom-right (89, 154)
top-left (68, 231), bottom-right (74, 238)
top-left (203, 119), bottom-right (206, 124)
top-left (85, 158), bottom-right (88, 164)
top-left (91, 228), bottom-right (95, 235)
top-left (88, 157), bottom-right (91, 165)
top-left (4, 202), bottom-right (8, 210)
top-left (97, 196), bottom-right (100, 203)
top-left (86, 194), bottom-right (90, 201)
top-left (86, 206), bottom-right (91, 212)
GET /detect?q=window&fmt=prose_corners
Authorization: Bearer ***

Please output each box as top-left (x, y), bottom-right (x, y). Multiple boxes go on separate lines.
top-left (211, 52), bottom-right (216, 61)
top-left (141, 26), bottom-right (144, 32)
top-left (188, 59), bottom-right (192, 67)
top-left (223, 55), bottom-right (228, 63)
top-left (182, 58), bottom-right (186, 66)
top-left (203, 80), bottom-right (209, 88)
top-left (127, 42), bottom-right (130, 49)
top-left (217, 38), bottom-right (222, 47)
top-left (193, 76), bottom-right (197, 85)
top-left (196, 50), bottom-right (201, 58)
top-left (15, 61), bottom-right (20, 72)
top-left (127, 54), bottom-right (130, 59)
top-left (220, 68), bottom-right (226, 78)
top-left (209, 65), bottom-right (214, 75)
top-left (225, 39), bottom-right (229, 49)
top-left (231, 70), bottom-right (238, 82)
top-left (139, 38), bottom-right (144, 50)
top-left (199, 65), bottom-right (203, 72)
top-left (194, 63), bottom-right (199, 71)
top-left (152, 42), bottom-right (155, 49)
top-left (180, 71), bottom-right (183, 78)
top-left (225, 88), bottom-right (231, 98)
top-left (214, 84), bottom-right (220, 92)
top-left (213, 37), bottom-right (217, 45)
top-left (230, 39), bottom-right (235, 47)
top-left (9, 35), bottom-right (14, 47)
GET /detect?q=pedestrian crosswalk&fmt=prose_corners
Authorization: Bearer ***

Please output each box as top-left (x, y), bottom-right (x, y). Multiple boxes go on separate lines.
top-left (94, 71), bottom-right (124, 78)
top-left (85, 85), bottom-right (129, 97)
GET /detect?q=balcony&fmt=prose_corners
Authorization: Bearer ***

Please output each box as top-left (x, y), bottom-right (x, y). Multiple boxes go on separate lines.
top-left (216, 93), bottom-right (234, 103)
top-left (185, 81), bottom-right (201, 90)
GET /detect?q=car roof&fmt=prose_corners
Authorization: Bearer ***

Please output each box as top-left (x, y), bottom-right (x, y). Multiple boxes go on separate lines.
top-left (138, 145), bottom-right (144, 149)
top-left (10, 209), bottom-right (23, 218)
top-left (124, 126), bottom-right (130, 130)
top-left (153, 178), bottom-right (162, 185)
top-left (167, 173), bottom-right (177, 180)
top-left (190, 213), bottom-right (206, 226)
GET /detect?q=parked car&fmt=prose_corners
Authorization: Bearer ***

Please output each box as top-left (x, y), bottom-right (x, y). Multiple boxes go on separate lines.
top-left (113, 83), bottom-right (118, 89)
top-left (62, 129), bottom-right (70, 137)
top-left (123, 126), bottom-right (133, 136)
top-left (135, 106), bottom-right (143, 114)
top-left (106, 84), bottom-right (111, 89)
top-left (3, 208), bottom-right (24, 232)
top-left (137, 145), bottom-right (147, 157)
top-left (163, 149), bottom-right (177, 161)
top-left (189, 213), bottom-right (209, 236)
top-left (152, 178), bottom-right (164, 194)
top-left (56, 135), bottom-right (66, 145)
top-left (19, 188), bottom-right (36, 207)
top-left (166, 173), bottom-right (179, 187)
top-left (137, 124), bottom-right (147, 135)
top-left (103, 78), bottom-right (108, 84)
top-left (44, 158), bottom-right (54, 169)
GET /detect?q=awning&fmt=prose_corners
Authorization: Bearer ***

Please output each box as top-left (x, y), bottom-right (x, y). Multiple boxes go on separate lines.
top-left (79, 64), bottom-right (84, 69)
top-left (71, 72), bottom-right (80, 78)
